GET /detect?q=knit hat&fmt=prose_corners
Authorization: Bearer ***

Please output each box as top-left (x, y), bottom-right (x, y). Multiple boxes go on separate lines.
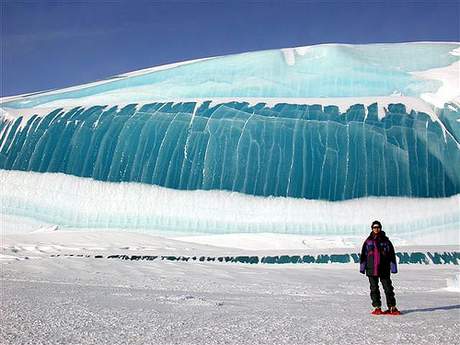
top-left (371, 220), bottom-right (382, 228)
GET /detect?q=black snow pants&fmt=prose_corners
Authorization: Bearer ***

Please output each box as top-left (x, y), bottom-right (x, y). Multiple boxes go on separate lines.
top-left (368, 276), bottom-right (396, 308)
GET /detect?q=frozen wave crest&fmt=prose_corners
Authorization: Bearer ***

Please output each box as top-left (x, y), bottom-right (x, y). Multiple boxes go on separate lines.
top-left (2, 42), bottom-right (459, 109)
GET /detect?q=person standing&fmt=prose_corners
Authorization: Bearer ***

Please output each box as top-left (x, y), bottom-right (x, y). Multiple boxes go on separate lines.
top-left (360, 220), bottom-right (400, 315)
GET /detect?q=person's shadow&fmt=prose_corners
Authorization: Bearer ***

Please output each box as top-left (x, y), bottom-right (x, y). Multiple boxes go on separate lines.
top-left (401, 305), bottom-right (460, 315)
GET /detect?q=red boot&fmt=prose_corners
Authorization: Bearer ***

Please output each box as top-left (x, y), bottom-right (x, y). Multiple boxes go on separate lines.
top-left (384, 306), bottom-right (401, 315)
top-left (371, 307), bottom-right (383, 315)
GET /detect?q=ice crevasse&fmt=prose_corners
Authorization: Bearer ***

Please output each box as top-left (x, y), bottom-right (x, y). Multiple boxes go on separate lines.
top-left (1, 42), bottom-right (459, 241)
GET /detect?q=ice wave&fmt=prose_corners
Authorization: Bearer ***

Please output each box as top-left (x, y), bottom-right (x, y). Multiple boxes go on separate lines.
top-left (1, 101), bottom-right (459, 200)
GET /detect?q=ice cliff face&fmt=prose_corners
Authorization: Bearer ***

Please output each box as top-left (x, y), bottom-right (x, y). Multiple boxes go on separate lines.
top-left (1, 101), bottom-right (459, 200)
top-left (1, 42), bottom-right (459, 236)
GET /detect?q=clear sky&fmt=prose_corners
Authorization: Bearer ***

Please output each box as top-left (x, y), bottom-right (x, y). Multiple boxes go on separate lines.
top-left (1, 0), bottom-right (459, 97)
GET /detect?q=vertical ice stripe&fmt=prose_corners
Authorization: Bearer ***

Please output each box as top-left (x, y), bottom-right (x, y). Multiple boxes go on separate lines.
top-left (0, 101), bottom-right (459, 201)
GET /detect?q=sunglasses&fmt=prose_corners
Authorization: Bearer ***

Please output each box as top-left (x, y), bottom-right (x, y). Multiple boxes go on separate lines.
top-left (372, 226), bottom-right (381, 229)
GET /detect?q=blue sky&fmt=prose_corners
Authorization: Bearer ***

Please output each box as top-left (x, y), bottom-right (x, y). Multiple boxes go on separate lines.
top-left (1, 0), bottom-right (459, 97)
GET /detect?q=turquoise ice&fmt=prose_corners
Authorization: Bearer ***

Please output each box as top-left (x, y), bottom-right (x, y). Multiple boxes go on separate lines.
top-left (1, 42), bottom-right (459, 235)
top-left (1, 101), bottom-right (459, 201)
top-left (2, 43), bottom-right (458, 109)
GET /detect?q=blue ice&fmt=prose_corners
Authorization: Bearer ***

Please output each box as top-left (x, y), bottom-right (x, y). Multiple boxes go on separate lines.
top-left (2, 43), bottom-right (458, 110)
top-left (1, 101), bottom-right (459, 201)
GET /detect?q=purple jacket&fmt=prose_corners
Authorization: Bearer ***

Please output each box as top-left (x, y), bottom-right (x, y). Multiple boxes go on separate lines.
top-left (360, 231), bottom-right (397, 277)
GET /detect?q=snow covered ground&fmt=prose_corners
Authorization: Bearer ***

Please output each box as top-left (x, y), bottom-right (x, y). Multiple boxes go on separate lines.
top-left (1, 231), bottom-right (459, 345)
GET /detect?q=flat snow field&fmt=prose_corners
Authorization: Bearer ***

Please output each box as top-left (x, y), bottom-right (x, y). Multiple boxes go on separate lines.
top-left (1, 232), bottom-right (459, 345)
